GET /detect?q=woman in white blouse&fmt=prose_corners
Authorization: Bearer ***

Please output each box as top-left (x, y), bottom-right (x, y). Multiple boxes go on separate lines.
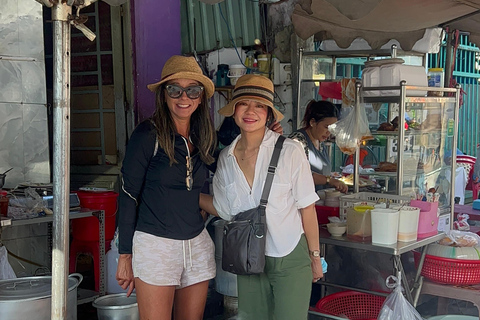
top-left (200, 74), bottom-right (322, 320)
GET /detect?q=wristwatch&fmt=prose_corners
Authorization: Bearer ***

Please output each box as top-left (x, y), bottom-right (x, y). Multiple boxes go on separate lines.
top-left (325, 176), bottom-right (331, 184)
top-left (309, 250), bottom-right (321, 257)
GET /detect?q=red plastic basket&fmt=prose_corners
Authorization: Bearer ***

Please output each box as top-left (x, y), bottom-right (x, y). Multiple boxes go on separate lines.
top-left (413, 251), bottom-right (480, 285)
top-left (313, 290), bottom-right (385, 320)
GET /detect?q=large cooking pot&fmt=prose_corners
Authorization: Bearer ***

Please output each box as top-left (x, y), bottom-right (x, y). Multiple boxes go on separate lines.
top-left (0, 273), bottom-right (82, 320)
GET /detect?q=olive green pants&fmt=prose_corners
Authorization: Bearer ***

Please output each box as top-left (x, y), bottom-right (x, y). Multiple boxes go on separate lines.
top-left (236, 235), bottom-right (313, 320)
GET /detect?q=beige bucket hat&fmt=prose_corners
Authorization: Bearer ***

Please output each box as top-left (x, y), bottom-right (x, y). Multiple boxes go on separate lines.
top-left (218, 74), bottom-right (284, 121)
top-left (147, 55), bottom-right (215, 98)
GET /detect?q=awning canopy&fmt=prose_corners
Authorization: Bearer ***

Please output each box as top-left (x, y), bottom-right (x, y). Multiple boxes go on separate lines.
top-left (292, 0), bottom-right (480, 50)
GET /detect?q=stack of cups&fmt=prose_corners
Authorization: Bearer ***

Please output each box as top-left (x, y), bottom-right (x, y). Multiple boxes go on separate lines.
top-left (371, 208), bottom-right (399, 245)
top-left (324, 190), bottom-right (341, 208)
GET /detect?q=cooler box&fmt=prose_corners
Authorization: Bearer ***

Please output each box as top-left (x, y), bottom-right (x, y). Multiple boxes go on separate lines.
top-left (411, 200), bottom-right (439, 238)
top-left (72, 191), bottom-right (119, 241)
top-left (315, 205), bottom-right (340, 225)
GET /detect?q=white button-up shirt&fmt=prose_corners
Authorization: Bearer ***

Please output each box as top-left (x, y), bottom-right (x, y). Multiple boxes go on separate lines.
top-left (213, 129), bottom-right (319, 257)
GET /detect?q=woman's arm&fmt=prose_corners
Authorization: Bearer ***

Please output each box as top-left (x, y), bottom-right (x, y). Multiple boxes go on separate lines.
top-left (199, 193), bottom-right (219, 217)
top-left (312, 172), bottom-right (348, 193)
top-left (300, 203), bottom-right (324, 282)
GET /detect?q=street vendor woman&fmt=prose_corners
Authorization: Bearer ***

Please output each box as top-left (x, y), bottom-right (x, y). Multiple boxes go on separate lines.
top-left (289, 100), bottom-right (348, 193)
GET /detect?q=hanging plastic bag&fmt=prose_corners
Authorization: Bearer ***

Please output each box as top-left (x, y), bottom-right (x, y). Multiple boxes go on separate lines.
top-left (0, 246), bottom-right (16, 280)
top-left (329, 104), bottom-right (373, 155)
top-left (377, 273), bottom-right (424, 320)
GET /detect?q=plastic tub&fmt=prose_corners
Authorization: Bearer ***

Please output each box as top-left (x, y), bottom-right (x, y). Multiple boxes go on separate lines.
top-left (411, 200), bottom-right (439, 239)
top-left (361, 67), bottom-right (380, 96)
top-left (371, 208), bottom-right (399, 245)
top-left (72, 191), bottom-right (119, 241)
top-left (93, 293), bottom-right (139, 320)
top-left (347, 203), bottom-right (374, 241)
top-left (427, 67), bottom-right (444, 97)
top-left (392, 205), bottom-right (420, 242)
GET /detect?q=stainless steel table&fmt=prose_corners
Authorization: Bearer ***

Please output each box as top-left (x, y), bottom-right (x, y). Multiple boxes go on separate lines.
top-left (0, 208), bottom-right (106, 302)
top-left (318, 229), bottom-right (445, 303)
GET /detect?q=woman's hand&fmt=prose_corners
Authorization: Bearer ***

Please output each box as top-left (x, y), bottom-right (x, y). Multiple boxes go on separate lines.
top-left (268, 120), bottom-right (283, 135)
top-left (330, 178), bottom-right (348, 193)
top-left (116, 254), bottom-right (135, 297)
top-left (311, 256), bottom-right (324, 282)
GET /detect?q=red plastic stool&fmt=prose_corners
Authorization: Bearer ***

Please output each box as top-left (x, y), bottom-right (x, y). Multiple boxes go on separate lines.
top-left (69, 239), bottom-right (109, 292)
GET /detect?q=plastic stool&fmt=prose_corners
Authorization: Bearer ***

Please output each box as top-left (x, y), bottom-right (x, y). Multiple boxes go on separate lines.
top-left (473, 182), bottom-right (479, 200)
top-left (69, 239), bottom-right (109, 292)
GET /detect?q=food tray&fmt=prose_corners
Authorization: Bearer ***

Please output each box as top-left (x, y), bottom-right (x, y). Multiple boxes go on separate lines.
top-left (312, 290), bottom-right (385, 320)
top-left (339, 192), bottom-right (410, 219)
top-left (413, 251), bottom-right (480, 285)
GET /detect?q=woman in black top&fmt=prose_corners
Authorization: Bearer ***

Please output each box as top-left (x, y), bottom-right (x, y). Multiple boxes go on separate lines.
top-left (116, 55), bottom-right (217, 320)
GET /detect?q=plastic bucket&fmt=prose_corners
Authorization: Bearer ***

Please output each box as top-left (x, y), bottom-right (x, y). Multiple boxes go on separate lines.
top-left (371, 208), bottom-right (399, 245)
top-left (392, 205), bottom-right (420, 242)
top-left (227, 64), bottom-right (246, 85)
top-left (93, 293), bottom-right (139, 320)
top-left (72, 191), bottom-right (119, 242)
top-left (347, 203), bottom-right (374, 241)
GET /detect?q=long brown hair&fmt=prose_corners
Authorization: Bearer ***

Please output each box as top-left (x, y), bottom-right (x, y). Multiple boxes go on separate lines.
top-left (151, 85), bottom-right (216, 165)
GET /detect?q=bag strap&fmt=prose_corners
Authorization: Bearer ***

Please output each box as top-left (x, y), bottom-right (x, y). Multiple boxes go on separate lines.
top-left (259, 135), bottom-right (286, 209)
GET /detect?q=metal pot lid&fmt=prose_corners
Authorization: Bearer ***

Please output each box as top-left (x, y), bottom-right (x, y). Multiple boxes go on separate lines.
top-left (0, 276), bottom-right (78, 301)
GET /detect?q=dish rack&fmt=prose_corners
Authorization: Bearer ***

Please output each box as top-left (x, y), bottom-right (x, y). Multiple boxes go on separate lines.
top-left (339, 192), bottom-right (411, 219)
top-left (413, 251), bottom-right (480, 285)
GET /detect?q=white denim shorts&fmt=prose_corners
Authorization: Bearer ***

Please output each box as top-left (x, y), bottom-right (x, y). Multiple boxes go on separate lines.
top-left (132, 229), bottom-right (215, 289)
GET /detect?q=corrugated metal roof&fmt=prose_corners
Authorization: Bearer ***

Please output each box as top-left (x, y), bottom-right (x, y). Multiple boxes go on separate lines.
top-left (181, 0), bottom-right (262, 54)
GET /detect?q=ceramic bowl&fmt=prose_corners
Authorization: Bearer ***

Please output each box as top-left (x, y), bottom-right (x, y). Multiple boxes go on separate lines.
top-left (327, 223), bottom-right (347, 237)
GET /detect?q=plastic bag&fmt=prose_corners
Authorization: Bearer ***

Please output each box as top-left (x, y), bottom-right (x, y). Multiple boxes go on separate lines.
top-left (377, 273), bottom-right (424, 320)
top-left (329, 104), bottom-right (373, 155)
top-left (438, 229), bottom-right (480, 247)
top-left (0, 246), bottom-right (16, 280)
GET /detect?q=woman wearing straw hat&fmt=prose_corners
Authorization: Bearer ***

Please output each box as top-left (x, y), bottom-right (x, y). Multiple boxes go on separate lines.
top-left (116, 55), bottom-right (217, 320)
top-left (200, 74), bottom-right (323, 320)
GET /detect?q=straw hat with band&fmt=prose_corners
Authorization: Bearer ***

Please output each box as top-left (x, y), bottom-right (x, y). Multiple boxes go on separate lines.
top-left (218, 74), bottom-right (284, 122)
top-left (146, 55), bottom-right (215, 99)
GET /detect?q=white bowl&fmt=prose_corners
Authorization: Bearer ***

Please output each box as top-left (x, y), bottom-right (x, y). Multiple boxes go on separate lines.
top-left (327, 223), bottom-right (347, 237)
top-left (427, 243), bottom-right (480, 260)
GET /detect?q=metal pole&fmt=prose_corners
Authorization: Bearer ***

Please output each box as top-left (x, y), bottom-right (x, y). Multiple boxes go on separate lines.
top-left (353, 81), bottom-right (361, 193)
top-left (51, 3), bottom-right (72, 320)
top-left (296, 47), bottom-right (304, 130)
top-left (397, 81), bottom-right (406, 195)
top-left (444, 31), bottom-right (453, 88)
top-left (450, 85), bottom-right (461, 229)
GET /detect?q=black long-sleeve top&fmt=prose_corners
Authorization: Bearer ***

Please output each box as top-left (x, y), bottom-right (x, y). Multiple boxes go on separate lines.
top-left (118, 120), bottom-right (208, 254)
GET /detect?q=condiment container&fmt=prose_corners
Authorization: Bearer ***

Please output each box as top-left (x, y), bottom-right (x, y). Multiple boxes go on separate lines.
top-left (391, 205), bottom-right (420, 242)
top-left (371, 208), bottom-right (399, 245)
top-left (346, 202), bottom-right (374, 241)
top-left (427, 68), bottom-right (444, 97)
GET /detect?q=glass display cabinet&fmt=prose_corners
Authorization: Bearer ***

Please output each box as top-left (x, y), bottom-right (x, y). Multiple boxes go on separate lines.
top-left (352, 82), bottom-right (461, 218)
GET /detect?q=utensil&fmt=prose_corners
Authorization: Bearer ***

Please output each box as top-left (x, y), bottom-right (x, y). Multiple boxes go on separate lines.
top-left (1, 168), bottom-right (13, 175)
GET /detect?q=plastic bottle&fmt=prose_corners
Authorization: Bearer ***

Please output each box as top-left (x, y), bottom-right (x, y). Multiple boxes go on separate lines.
top-left (106, 239), bottom-right (128, 294)
top-left (427, 68), bottom-right (444, 97)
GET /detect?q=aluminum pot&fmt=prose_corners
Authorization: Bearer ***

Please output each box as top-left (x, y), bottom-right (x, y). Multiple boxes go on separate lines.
top-left (93, 293), bottom-right (139, 320)
top-left (0, 273), bottom-right (82, 320)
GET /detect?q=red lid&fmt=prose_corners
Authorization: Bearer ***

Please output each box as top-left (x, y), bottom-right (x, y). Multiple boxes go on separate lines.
top-left (0, 190), bottom-right (7, 196)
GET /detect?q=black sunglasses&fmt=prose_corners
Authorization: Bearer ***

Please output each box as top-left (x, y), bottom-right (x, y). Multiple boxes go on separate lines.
top-left (165, 84), bottom-right (204, 99)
